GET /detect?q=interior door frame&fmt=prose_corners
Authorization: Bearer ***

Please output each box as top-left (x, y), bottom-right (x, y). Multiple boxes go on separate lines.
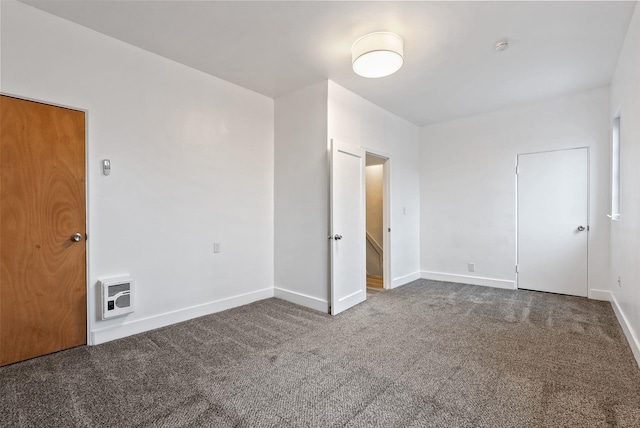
top-left (363, 148), bottom-right (392, 290)
top-left (1, 92), bottom-right (91, 345)
top-left (515, 146), bottom-right (590, 293)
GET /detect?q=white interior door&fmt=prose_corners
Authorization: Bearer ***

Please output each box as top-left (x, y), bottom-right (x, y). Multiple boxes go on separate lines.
top-left (517, 148), bottom-right (588, 297)
top-left (330, 139), bottom-right (366, 315)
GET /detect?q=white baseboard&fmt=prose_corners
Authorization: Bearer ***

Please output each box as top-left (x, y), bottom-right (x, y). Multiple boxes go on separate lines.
top-left (420, 271), bottom-right (516, 290)
top-left (610, 293), bottom-right (640, 369)
top-left (91, 287), bottom-right (274, 345)
top-left (588, 289), bottom-right (612, 301)
top-left (391, 271), bottom-right (421, 289)
top-left (274, 287), bottom-right (328, 313)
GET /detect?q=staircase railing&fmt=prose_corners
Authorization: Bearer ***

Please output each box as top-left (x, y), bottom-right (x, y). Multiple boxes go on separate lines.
top-left (366, 231), bottom-right (383, 265)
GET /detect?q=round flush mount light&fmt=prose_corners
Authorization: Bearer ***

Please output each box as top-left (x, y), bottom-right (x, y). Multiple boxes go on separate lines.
top-left (352, 32), bottom-right (404, 78)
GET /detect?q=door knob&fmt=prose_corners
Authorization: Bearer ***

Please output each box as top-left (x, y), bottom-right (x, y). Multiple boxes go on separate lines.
top-left (71, 233), bottom-right (83, 242)
top-left (334, 234), bottom-right (343, 240)
top-left (577, 226), bottom-right (585, 232)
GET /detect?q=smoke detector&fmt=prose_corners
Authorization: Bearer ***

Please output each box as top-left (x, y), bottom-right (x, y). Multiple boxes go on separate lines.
top-left (495, 40), bottom-right (510, 52)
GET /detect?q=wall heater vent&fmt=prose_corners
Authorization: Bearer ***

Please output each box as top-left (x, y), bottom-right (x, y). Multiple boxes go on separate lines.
top-left (100, 276), bottom-right (134, 319)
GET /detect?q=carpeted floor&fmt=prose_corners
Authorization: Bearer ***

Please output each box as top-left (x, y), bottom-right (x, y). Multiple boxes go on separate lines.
top-left (1, 279), bottom-right (639, 427)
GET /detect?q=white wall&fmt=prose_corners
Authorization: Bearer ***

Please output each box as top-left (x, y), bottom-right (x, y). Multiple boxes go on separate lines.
top-left (273, 80), bottom-right (421, 311)
top-left (0, 2), bottom-right (2, 89)
top-left (274, 81), bottom-right (329, 311)
top-left (420, 87), bottom-right (611, 294)
top-left (609, 3), bottom-right (640, 366)
top-left (1, 1), bottom-right (275, 344)
top-left (328, 81), bottom-right (421, 288)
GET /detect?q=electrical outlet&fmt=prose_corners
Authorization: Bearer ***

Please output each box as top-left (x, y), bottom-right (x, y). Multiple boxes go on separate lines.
top-left (468, 262), bottom-right (475, 272)
top-left (213, 242), bottom-right (221, 253)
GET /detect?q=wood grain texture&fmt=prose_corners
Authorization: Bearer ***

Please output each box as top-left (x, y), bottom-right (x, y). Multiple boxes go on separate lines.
top-left (1, 95), bottom-right (86, 366)
top-left (366, 274), bottom-right (383, 289)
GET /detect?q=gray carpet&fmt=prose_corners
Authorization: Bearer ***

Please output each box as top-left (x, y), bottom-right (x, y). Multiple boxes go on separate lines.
top-left (2, 279), bottom-right (640, 427)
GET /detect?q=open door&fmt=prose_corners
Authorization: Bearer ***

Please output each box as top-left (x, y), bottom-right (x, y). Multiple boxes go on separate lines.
top-left (330, 139), bottom-right (366, 315)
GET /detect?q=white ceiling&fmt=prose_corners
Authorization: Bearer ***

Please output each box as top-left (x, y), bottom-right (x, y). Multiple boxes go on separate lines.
top-left (23, 1), bottom-right (637, 126)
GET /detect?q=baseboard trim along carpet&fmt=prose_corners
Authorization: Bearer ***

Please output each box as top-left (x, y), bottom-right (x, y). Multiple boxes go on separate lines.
top-left (391, 271), bottom-right (421, 289)
top-left (274, 287), bottom-right (328, 313)
top-left (91, 287), bottom-right (274, 345)
top-left (5, 280), bottom-right (639, 426)
top-left (588, 289), bottom-right (612, 302)
top-left (421, 271), bottom-right (516, 290)
top-left (611, 292), bottom-right (640, 369)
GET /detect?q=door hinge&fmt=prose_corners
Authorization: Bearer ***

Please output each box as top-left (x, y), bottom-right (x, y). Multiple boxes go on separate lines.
top-left (388, 228), bottom-right (391, 232)
top-left (516, 165), bottom-right (520, 175)
top-left (516, 265), bottom-right (519, 273)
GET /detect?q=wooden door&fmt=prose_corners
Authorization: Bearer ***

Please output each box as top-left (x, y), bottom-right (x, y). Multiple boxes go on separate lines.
top-left (1, 95), bottom-right (86, 366)
top-left (517, 148), bottom-right (588, 297)
top-left (330, 139), bottom-right (366, 315)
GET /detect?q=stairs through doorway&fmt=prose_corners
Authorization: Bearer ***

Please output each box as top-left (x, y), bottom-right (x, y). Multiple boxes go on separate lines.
top-left (366, 274), bottom-right (383, 289)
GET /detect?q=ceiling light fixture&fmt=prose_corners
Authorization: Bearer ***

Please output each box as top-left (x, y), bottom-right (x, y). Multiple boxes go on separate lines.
top-left (352, 32), bottom-right (404, 78)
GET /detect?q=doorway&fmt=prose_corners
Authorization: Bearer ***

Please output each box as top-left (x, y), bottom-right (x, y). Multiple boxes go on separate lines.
top-left (0, 95), bottom-right (87, 366)
top-left (329, 141), bottom-right (391, 315)
top-left (516, 148), bottom-right (589, 297)
top-left (365, 153), bottom-right (389, 298)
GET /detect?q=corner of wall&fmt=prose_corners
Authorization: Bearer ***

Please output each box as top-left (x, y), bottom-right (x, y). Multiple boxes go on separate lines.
top-left (273, 287), bottom-right (329, 313)
top-left (392, 272), bottom-right (422, 288)
top-left (274, 80), bottom-right (330, 304)
top-left (608, 0), bottom-right (640, 369)
top-left (588, 289), bottom-right (612, 302)
top-left (610, 293), bottom-right (640, 368)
